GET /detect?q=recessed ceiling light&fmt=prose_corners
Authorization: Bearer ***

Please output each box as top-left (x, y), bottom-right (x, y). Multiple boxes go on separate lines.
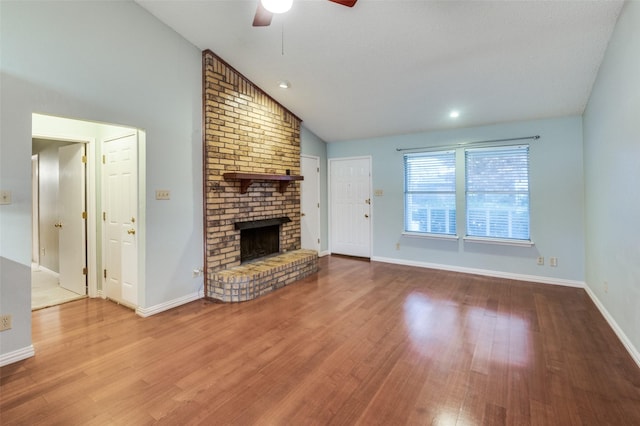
top-left (261, 0), bottom-right (293, 14)
top-left (278, 81), bottom-right (290, 89)
top-left (449, 110), bottom-right (460, 118)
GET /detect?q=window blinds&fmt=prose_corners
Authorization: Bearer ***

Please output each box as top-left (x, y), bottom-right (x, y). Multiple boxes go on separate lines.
top-left (465, 146), bottom-right (530, 240)
top-left (404, 151), bottom-right (456, 235)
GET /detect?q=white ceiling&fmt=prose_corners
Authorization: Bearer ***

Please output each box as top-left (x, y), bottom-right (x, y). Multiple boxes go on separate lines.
top-left (135, 0), bottom-right (624, 143)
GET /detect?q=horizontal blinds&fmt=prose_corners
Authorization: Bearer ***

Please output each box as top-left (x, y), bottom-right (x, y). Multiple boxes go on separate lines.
top-left (465, 145), bottom-right (530, 240)
top-left (466, 146), bottom-right (529, 193)
top-left (405, 151), bottom-right (456, 192)
top-left (404, 151), bottom-right (456, 235)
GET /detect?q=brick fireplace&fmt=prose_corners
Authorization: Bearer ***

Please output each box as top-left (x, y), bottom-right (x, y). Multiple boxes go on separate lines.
top-left (202, 50), bottom-right (317, 302)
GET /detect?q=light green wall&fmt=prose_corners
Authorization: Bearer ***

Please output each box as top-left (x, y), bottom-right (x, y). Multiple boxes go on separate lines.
top-left (1, 1), bottom-right (202, 359)
top-left (328, 116), bottom-right (586, 284)
top-left (583, 0), bottom-right (640, 363)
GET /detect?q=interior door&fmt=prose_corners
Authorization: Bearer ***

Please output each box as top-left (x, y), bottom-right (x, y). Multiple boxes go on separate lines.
top-left (301, 155), bottom-right (321, 252)
top-left (104, 133), bottom-right (138, 307)
top-left (58, 144), bottom-right (87, 295)
top-left (329, 157), bottom-right (371, 258)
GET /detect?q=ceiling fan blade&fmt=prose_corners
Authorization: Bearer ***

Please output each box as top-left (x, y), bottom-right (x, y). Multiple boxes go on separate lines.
top-left (328, 0), bottom-right (358, 7)
top-left (253, 1), bottom-right (273, 27)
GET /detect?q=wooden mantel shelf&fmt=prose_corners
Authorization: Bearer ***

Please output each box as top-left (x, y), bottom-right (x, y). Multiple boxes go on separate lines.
top-left (223, 172), bottom-right (304, 194)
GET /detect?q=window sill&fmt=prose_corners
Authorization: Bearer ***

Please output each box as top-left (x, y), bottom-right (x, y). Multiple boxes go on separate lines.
top-left (463, 236), bottom-right (534, 247)
top-left (402, 232), bottom-right (459, 241)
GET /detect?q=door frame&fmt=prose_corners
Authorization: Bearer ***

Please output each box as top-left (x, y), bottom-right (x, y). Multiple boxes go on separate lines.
top-left (328, 156), bottom-right (373, 258)
top-left (31, 154), bottom-right (40, 265)
top-left (301, 154), bottom-right (321, 253)
top-left (32, 133), bottom-right (97, 297)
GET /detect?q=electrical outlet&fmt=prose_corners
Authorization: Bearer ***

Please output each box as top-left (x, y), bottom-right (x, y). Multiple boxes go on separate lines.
top-left (0, 314), bottom-right (12, 331)
top-left (155, 190), bottom-right (170, 200)
top-left (192, 267), bottom-right (203, 278)
top-left (537, 256), bottom-right (544, 266)
top-left (550, 257), bottom-right (558, 267)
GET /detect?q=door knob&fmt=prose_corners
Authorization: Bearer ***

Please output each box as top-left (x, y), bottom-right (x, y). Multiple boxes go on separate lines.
top-left (54, 222), bottom-right (63, 228)
top-left (127, 229), bottom-right (136, 235)
top-left (364, 214), bottom-right (369, 218)
top-left (301, 213), bottom-right (306, 217)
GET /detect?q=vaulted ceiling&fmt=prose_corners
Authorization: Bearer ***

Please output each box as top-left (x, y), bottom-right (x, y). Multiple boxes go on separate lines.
top-left (136, 0), bottom-right (624, 142)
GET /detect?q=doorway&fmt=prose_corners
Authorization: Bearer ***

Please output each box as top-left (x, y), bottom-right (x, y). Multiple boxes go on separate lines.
top-left (301, 155), bottom-right (321, 252)
top-left (31, 113), bottom-right (144, 311)
top-left (329, 157), bottom-right (372, 258)
top-left (31, 138), bottom-right (88, 310)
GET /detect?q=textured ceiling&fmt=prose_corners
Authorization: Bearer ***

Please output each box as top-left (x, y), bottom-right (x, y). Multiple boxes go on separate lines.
top-left (135, 0), bottom-right (624, 142)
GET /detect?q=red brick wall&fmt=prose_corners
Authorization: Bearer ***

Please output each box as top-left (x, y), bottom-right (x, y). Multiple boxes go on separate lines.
top-left (202, 50), bottom-right (302, 278)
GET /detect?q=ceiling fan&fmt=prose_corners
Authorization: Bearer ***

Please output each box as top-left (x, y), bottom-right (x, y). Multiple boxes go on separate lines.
top-left (253, 0), bottom-right (358, 27)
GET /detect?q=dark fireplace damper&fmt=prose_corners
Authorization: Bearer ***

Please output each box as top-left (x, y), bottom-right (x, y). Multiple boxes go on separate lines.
top-left (235, 217), bottom-right (291, 263)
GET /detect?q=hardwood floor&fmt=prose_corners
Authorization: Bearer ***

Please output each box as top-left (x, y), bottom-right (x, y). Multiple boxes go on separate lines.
top-left (2, 255), bottom-right (639, 425)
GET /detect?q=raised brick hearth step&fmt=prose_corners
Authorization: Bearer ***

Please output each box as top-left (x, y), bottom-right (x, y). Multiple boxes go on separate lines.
top-left (207, 249), bottom-right (318, 302)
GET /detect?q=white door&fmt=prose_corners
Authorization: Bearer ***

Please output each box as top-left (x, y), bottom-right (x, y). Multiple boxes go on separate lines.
top-left (58, 144), bottom-right (87, 295)
top-left (301, 155), bottom-right (321, 252)
top-left (329, 157), bottom-right (371, 258)
top-left (104, 133), bottom-right (138, 307)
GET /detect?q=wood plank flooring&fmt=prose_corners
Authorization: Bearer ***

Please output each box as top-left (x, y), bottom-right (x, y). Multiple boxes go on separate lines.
top-left (2, 255), bottom-right (640, 425)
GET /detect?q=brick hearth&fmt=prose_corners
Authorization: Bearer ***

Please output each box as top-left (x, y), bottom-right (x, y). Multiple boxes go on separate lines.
top-left (208, 249), bottom-right (318, 303)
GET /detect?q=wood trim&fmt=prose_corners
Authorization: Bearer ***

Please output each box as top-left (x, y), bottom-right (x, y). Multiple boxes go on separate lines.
top-left (201, 51), bottom-right (209, 299)
top-left (223, 172), bottom-right (304, 194)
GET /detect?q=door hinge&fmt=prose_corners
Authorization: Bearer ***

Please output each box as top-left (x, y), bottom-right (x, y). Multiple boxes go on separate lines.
top-left (102, 155), bottom-right (106, 164)
top-left (103, 212), bottom-right (106, 221)
top-left (82, 155), bottom-right (87, 164)
top-left (82, 211), bottom-right (87, 219)
top-left (82, 267), bottom-right (87, 275)
top-left (317, 238), bottom-right (320, 244)
top-left (317, 203), bottom-right (320, 208)
top-left (103, 269), bottom-right (107, 279)
top-left (317, 167), bottom-right (320, 172)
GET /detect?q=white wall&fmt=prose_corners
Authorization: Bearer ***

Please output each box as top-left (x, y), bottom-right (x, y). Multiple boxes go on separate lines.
top-left (328, 116), bottom-right (585, 285)
top-left (583, 0), bottom-right (640, 363)
top-left (0, 1), bottom-right (203, 361)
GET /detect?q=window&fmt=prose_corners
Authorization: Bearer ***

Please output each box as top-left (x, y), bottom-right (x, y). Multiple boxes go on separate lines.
top-left (404, 151), bottom-right (456, 235)
top-left (465, 146), bottom-right (530, 240)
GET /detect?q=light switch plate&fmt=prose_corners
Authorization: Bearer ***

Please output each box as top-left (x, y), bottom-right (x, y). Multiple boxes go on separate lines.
top-left (155, 190), bottom-right (170, 200)
top-left (0, 190), bottom-right (12, 205)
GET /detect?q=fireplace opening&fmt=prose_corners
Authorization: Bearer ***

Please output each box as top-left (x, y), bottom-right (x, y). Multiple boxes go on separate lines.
top-left (240, 225), bottom-right (279, 262)
top-left (235, 217), bottom-right (291, 263)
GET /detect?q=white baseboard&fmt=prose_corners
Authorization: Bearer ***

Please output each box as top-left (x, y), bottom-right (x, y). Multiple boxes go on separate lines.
top-left (135, 291), bottom-right (202, 318)
top-left (319, 250), bottom-right (331, 257)
top-left (371, 256), bottom-right (585, 288)
top-left (0, 345), bottom-right (35, 367)
top-left (584, 286), bottom-right (640, 368)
